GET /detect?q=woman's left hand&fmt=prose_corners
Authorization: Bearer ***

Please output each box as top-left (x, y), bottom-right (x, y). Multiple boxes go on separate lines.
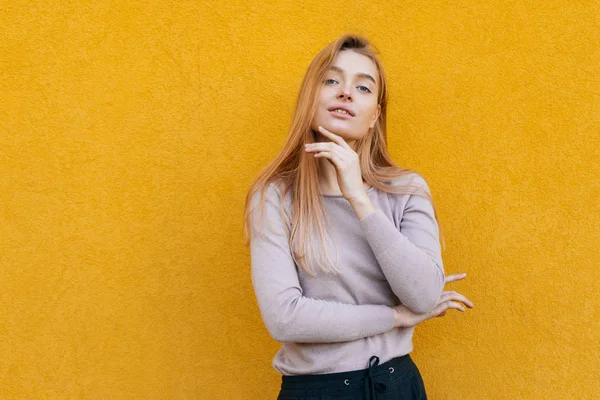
top-left (392, 273), bottom-right (474, 328)
top-left (305, 126), bottom-right (366, 201)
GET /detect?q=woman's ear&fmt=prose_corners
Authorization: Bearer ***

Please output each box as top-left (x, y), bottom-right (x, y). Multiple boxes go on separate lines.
top-left (369, 105), bottom-right (381, 128)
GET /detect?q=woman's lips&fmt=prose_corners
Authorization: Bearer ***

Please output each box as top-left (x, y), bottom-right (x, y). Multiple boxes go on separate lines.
top-left (328, 110), bottom-right (353, 119)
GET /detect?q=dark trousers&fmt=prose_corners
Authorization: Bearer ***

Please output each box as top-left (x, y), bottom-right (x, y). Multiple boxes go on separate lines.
top-left (276, 354), bottom-right (427, 400)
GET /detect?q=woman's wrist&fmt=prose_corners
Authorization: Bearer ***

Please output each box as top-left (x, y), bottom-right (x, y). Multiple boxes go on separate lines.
top-left (391, 307), bottom-right (398, 328)
top-left (391, 307), bottom-right (403, 329)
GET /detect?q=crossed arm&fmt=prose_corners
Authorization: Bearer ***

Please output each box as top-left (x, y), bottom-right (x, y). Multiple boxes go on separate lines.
top-left (249, 180), bottom-right (445, 344)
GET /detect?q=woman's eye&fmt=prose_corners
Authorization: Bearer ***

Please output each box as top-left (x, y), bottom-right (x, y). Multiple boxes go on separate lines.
top-left (358, 86), bottom-right (371, 93)
top-left (325, 79), bottom-right (337, 85)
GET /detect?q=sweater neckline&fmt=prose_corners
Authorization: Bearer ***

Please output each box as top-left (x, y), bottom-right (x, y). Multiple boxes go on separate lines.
top-left (321, 185), bottom-right (376, 198)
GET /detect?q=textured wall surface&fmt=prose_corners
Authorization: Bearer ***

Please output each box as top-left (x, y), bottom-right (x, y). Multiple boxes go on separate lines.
top-left (1, 0), bottom-right (599, 399)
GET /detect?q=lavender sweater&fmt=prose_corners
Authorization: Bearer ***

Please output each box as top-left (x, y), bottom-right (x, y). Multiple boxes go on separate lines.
top-left (249, 174), bottom-right (445, 375)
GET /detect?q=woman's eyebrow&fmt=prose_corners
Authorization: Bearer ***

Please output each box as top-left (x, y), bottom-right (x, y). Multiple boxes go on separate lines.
top-left (329, 65), bottom-right (376, 85)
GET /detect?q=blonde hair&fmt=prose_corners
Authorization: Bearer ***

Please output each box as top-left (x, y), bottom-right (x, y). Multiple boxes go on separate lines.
top-left (243, 34), bottom-right (445, 277)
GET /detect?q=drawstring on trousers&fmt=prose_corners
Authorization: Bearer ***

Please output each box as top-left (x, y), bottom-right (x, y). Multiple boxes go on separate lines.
top-left (364, 356), bottom-right (387, 399)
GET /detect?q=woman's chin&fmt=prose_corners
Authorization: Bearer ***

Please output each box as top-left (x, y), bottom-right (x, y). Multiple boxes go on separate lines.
top-left (330, 128), bottom-right (362, 142)
top-left (320, 124), bottom-right (354, 139)
top-left (312, 121), bottom-right (363, 141)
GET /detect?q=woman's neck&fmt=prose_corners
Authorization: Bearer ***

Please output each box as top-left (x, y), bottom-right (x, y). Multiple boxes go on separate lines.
top-left (316, 157), bottom-right (342, 195)
top-left (313, 133), bottom-right (368, 196)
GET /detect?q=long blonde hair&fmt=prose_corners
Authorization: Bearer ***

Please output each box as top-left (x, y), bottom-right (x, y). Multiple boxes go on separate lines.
top-left (243, 34), bottom-right (445, 277)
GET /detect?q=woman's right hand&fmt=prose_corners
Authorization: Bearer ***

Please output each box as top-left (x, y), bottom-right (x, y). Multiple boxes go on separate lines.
top-left (392, 273), bottom-right (474, 329)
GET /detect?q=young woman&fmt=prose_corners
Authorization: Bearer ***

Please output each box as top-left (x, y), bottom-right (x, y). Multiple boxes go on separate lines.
top-left (244, 34), bottom-right (473, 400)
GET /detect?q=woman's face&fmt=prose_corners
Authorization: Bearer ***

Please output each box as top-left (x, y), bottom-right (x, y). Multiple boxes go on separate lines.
top-left (312, 50), bottom-right (381, 142)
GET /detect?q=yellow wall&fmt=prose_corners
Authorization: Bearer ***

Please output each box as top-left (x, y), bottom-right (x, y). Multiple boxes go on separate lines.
top-left (1, 1), bottom-right (598, 398)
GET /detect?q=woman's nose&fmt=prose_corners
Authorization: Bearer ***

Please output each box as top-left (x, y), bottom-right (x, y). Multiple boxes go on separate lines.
top-left (337, 87), bottom-right (352, 101)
